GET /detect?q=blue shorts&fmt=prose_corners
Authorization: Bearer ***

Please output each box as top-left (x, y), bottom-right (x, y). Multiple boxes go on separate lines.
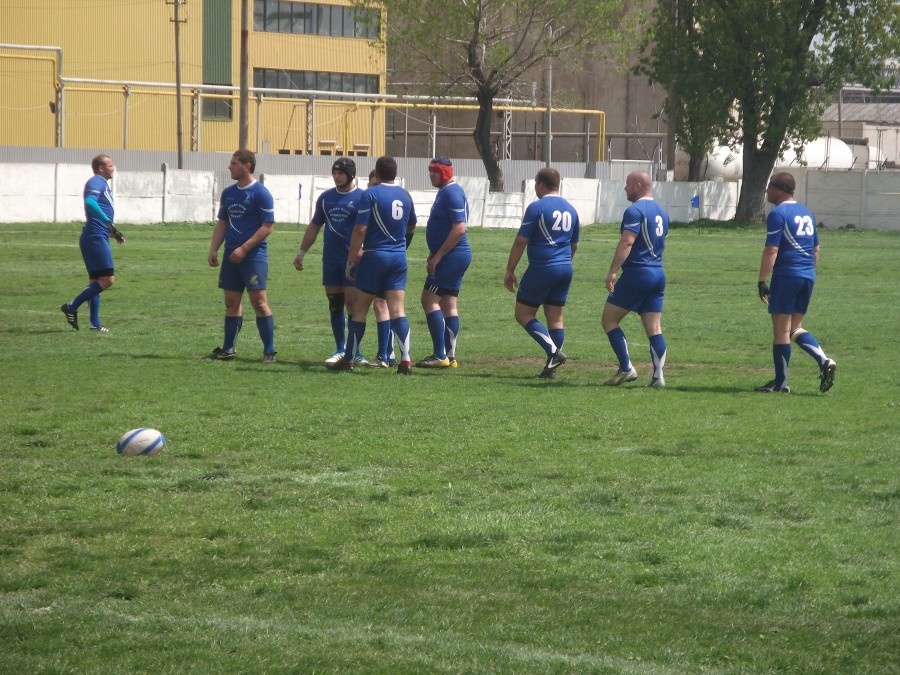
top-left (517, 264), bottom-right (573, 307)
top-left (355, 250), bottom-right (407, 295)
top-left (218, 252), bottom-right (268, 292)
top-left (607, 265), bottom-right (666, 313)
top-left (322, 254), bottom-right (351, 288)
top-left (80, 233), bottom-right (114, 275)
top-left (769, 275), bottom-right (814, 314)
top-left (425, 247), bottom-right (472, 294)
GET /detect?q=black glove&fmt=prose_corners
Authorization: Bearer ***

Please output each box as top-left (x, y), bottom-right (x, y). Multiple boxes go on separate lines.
top-left (111, 226), bottom-right (125, 243)
top-left (757, 281), bottom-right (770, 302)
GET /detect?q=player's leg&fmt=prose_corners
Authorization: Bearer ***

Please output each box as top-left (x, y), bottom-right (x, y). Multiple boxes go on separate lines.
top-left (248, 288), bottom-right (275, 360)
top-left (641, 311), bottom-right (666, 387)
top-left (334, 289), bottom-right (375, 370)
top-left (221, 289), bottom-right (244, 355)
top-left (601, 301), bottom-right (637, 385)
top-left (325, 285), bottom-right (346, 356)
top-left (756, 276), bottom-right (796, 392)
top-left (344, 286), bottom-right (369, 365)
top-left (440, 294), bottom-right (461, 365)
top-left (789, 280), bottom-right (836, 392)
top-left (372, 296), bottom-right (395, 366)
top-left (385, 289), bottom-right (412, 372)
top-left (420, 285), bottom-right (448, 362)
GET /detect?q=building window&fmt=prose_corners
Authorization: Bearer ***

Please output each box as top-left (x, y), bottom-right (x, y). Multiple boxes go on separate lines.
top-left (254, 0), bottom-right (379, 39)
top-left (202, 98), bottom-right (233, 121)
top-left (254, 68), bottom-right (379, 95)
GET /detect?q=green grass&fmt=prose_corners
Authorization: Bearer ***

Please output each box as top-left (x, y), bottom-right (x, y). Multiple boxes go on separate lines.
top-left (1, 221), bottom-right (898, 673)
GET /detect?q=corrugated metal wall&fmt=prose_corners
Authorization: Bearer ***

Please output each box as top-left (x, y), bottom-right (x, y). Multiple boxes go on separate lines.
top-left (0, 0), bottom-right (385, 155)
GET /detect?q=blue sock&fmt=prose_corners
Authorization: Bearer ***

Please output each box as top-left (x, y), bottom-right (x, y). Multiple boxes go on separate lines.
top-left (549, 328), bottom-right (564, 352)
top-left (773, 343), bottom-right (791, 386)
top-left (330, 311), bottom-right (346, 352)
top-left (346, 319), bottom-right (366, 360)
top-left (70, 281), bottom-right (103, 311)
top-left (606, 327), bottom-right (632, 371)
top-left (794, 330), bottom-right (826, 367)
top-left (524, 318), bottom-right (556, 357)
top-left (391, 316), bottom-right (411, 363)
top-left (444, 315), bottom-right (460, 359)
top-left (89, 295), bottom-right (101, 328)
top-left (256, 315), bottom-right (275, 354)
top-left (376, 319), bottom-right (392, 360)
top-left (224, 316), bottom-right (243, 351)
top-left (649, 333), bottom-right (666, 381)
top-left (425, 310), bottom-right (446, 359)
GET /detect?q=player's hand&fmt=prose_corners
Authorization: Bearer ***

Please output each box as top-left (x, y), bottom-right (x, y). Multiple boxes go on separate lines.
top-left (208, 252), bottom-right (219, 267)
top-left (345, 260), bottom-right (357, 281)
top-left (605, 272), bottom-right (617, 293)
top-left (229, 245), bottom-right (246, 264)
top-left (293, 251), bottom-right (305, 271)
top-left (427, 255), bottom-right (439, 276)
top-left (758, 281), bottom-right (770, 304)
top-left (111, 226), bottom-right (125, 244)
top-left (504, 271), bottom-right (517, 292)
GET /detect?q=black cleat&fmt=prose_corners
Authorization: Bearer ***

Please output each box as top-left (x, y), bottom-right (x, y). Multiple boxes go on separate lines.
top-left (544, 349), bottom-right (567, 372)
top-left (208, 347), bottom-right (236, 360)
top-left (536, 368), bottom-right (557, 379)
top-left (396, 362), bottom-right (413, 375)
top-left (61, 303), bottom-right (79, 330)
top-left (819, 359), bottom-right (836, 393)
top-left (326, 357), bottom-right (354, 372)
top-left (263, 351), bottom-right (277, 364)
top-left (754, 379), bottom-right (790, 393)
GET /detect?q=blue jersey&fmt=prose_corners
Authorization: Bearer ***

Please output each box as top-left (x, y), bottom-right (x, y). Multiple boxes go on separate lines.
top-left (518, 195), bottom-right (580, 267)
top-left (766, 200), bottom-right (818, 280)
top-left (621, 198), bottom-right (668, 268)
top-left (426, 181), bottom-right (470, 254)
top-left (355, 183), bottom-right (416, 253)
top-left (312, 186), bottom-right (364, 260)
top-left (83, 174), bottom-right (114, 238)
top-left (217, 180), bottom-right (275, 255)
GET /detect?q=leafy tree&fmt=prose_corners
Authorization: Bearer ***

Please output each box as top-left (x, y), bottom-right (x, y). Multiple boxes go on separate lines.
top-left (357, 0), bottom-right (630, 191)
top-left (636, 0), bottom-right (738, 181)
top-left (639, 0), bottom-right (900, 222)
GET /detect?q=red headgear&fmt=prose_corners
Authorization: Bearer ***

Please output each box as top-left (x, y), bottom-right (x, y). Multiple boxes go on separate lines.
top-left (429, 156), bottom-right (453, 185)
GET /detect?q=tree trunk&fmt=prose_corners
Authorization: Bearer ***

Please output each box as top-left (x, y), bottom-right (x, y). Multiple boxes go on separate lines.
top-left (473, 87), bottom-right (504, 192)
top-left (687, 154), bottom-right (704, 182)
top-left (735, 145), bottom-right (777, 224)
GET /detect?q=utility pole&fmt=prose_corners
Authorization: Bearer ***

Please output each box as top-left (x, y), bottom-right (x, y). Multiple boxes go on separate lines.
top-left (239, 0), bottom-right (249, 150)
top-left (545, 23), bottom-right (553, 167)
top-left (169, 0), bottom-right (186, 168)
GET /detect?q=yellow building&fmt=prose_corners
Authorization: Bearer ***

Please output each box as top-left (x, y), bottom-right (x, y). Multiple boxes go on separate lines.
top-left (0, 0), bottom-right (386, 156)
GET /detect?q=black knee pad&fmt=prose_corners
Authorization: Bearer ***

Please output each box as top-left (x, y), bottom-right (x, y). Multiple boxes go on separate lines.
top-left (327, 292), bottom-right (345, 314)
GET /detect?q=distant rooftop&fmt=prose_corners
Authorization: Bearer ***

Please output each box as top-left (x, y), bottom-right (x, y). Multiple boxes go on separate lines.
top-left (822, 102), bottom-right (900, 126)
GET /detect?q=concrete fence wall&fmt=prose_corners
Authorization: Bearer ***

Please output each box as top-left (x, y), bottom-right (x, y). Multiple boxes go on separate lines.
top-left (1, 162), bottom-right (898, 229)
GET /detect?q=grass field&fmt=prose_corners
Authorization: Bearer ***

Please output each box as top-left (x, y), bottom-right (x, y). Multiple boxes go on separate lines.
top-left (1, 221), bottom-right (898, 673)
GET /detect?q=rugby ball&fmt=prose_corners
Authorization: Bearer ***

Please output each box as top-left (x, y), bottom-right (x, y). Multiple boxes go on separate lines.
top-left (116, 428), bottom-right (166, 457)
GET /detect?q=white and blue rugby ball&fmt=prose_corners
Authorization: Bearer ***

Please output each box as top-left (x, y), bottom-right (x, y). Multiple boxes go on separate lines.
top-left (116, 428), bottom-right (166, 457)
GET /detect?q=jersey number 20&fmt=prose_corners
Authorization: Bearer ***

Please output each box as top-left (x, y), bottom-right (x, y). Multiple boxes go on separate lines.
top-left (551, 210), bottom-right (573, 232)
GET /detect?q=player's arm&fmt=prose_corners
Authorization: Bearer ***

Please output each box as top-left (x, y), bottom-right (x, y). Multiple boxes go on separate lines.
top-left (294, 222), bottom-right (323, 271)
top-left (757, 245), bottom-right (778, 303)
top-left (606, 230), bottom-right (636, 292)
top-left (427, 220), bottom-right (465, 273)
top-left (504, 235), bottom-right (529, 292)
top-left (345, 223), bottom-right (367, 280)
top-left (230, 222), bottom-right (273, 264)
top-left (208, 219), bottom-right (227, 267)
top-left (85, 196), bottom-right (124, 243)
